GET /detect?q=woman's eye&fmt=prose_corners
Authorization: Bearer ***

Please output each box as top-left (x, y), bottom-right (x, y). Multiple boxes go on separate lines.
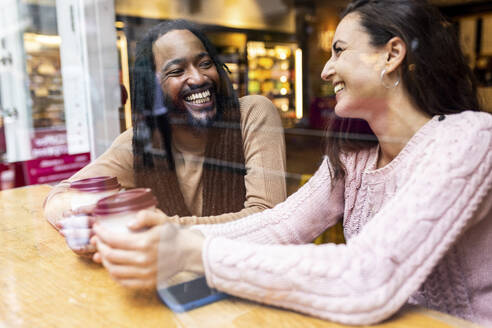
top-left (334, 47), bottom-right (343, 55)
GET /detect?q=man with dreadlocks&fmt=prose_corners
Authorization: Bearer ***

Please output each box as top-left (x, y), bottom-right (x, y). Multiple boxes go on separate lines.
top-left (44, 19), bottom-right (287, 256)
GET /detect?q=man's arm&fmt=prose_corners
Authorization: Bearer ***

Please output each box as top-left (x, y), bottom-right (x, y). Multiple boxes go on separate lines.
top-left (43, 129), bottom-right (135, 225)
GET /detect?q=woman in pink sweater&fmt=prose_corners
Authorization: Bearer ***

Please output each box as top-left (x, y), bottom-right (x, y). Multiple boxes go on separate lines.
top-left (92, 0), bottom-right (492, 325)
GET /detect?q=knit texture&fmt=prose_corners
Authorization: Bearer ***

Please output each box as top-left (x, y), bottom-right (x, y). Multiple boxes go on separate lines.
top-left (194, 111), bottom-right (492, 326)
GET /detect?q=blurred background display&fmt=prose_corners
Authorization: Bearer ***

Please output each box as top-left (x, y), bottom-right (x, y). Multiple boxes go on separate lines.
top-left (246, 41), bottom-right (298, 127)
top-left (24, 32), bottom-right (64, 129)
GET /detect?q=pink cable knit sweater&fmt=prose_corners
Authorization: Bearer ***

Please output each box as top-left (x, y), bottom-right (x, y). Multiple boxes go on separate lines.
top-left (194, 111), bottom-right (492, 326)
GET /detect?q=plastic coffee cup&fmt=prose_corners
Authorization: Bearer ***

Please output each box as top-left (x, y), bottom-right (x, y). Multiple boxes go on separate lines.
top-left (70, 176), bottom-right (121, 211)
top-left (94, 188), bottom-right (157, 233)
top-left (63, 176), bottom-right (121, 248)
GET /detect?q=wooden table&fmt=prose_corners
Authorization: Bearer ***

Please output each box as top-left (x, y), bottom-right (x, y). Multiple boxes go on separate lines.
top-left (0, 185), bottom-right (482, 328)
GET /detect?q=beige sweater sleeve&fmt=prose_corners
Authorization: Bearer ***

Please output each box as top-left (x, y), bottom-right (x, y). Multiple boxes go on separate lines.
top-left (44, 95), bottom-right (286, 225)
top-left (43, 129), bottom-right (134, 223)
top-left (66, 129), bottom-right (135, 188)
top-left (175, 95), bottom-right (287, 224)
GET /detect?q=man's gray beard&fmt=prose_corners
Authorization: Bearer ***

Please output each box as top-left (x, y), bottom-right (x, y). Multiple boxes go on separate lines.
top-left (164, 97), bottom-right (217, 130)
top-left (184, 109), bottom-right (216, 129)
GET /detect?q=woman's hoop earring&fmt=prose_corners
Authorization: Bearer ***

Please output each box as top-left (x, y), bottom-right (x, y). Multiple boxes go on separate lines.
top-left (380, 68), bottom-right (400, 89)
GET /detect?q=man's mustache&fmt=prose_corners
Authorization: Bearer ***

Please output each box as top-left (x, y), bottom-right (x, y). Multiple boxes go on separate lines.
top-left (179, 81), bottom-right (216, 97)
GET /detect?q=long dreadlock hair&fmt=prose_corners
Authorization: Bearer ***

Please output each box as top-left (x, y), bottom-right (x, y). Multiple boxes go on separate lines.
top-left (131, 19), bottom-right (246, 217)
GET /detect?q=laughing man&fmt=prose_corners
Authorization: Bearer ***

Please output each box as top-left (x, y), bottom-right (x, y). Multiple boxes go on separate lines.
top-left (44, 20), bottom-right (287, 255)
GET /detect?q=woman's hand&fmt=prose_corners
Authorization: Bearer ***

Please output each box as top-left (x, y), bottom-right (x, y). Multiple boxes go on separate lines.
top-left (56, 204), bottom-right (97, 257)
top-left (127, 208), bottom-right (175, 230)
top-left (91, 215), bottom-right (205, 289)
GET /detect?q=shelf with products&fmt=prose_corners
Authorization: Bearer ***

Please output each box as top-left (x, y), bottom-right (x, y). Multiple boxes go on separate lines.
top-left (217, 47), bottom-right (247, 97)
top-left (24, 33), bottom-right (65, 129)
top-left (206, 31), bottom-right (248, 98)
top-left (246, 41), bottom-right (298, 128)
top-left (475, 56), bottom-right (492, 86)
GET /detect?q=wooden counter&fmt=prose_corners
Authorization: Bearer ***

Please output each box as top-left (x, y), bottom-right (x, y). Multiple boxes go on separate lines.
top-left (0, 185), bottom-right (482, 328)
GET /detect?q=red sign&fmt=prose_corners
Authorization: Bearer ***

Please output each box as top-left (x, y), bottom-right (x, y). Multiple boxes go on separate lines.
top-left (24, 127), bottom-right (90, 185)
top-left (31, 127), bottom-right (69, 158)
top-left (24, 153), bottom-right (90, 185)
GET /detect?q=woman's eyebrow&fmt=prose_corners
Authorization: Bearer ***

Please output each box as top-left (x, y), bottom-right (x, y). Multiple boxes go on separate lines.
top-left (332, 40), bottom-right (346, 52)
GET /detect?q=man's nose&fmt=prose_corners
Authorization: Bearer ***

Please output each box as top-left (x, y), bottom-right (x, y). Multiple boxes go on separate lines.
top-left (187, 66), bottom-right (207, 85)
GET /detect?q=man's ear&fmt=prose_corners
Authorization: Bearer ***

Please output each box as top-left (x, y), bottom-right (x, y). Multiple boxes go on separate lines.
top-left (384, 36), bottom-right (406, 73)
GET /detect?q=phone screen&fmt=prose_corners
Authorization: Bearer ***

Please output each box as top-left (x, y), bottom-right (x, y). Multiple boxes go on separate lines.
top-left (157, 276), bottom-right (228, 312)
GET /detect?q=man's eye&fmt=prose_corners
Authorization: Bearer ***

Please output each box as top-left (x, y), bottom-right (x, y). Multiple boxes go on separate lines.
top-left (167, 69), bottom-right (183, 76)
top-left (200, 60), bottom-right (213, 68)
top-left (334, 47), bottom-right (343, 55)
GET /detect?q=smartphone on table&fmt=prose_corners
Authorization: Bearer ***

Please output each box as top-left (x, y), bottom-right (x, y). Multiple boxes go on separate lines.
top-left (157, 275), bottom-right (229, 312)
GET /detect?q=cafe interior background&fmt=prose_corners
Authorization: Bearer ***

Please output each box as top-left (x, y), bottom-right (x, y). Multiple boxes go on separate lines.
top-left (0, 0), bottom-right (491, 196)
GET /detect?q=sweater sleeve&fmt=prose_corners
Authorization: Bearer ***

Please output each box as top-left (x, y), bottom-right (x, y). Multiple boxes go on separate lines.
top-left (192, 157), bottom-right (344, 244)
top-left (176, 95), bottom-right (288, 224)
top-left (66, 128), bottom-right (135, 188)
top-left (200, 114), bottom-right (492, 325)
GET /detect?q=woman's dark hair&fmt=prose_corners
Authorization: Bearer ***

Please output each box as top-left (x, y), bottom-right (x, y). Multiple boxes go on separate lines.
top-left (131, 19), bottom-right (246, 217)
top-left (326, 0), bottom-right (481, 180)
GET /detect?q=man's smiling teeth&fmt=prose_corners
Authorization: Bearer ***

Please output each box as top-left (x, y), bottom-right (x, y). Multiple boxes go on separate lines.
top-left (185, 89), bottom-right (211, 104)
top-left (334, 82), bottom-right (345, 94)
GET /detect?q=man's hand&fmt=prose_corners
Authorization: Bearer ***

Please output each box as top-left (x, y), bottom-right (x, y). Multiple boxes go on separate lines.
top-left (56, 204), bottom-right (97, 257)
top-left (44, 185), bottom-right (72, 226)
top-left (91, 221), bottom-right (205, 289)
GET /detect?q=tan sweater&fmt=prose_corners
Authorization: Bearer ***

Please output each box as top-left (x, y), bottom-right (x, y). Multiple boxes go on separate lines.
top-left (44, 95), bottom-right (287, 225)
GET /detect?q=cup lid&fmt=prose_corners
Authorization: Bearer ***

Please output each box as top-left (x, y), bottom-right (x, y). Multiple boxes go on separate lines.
top-left (70, 176), bottom-right (120, 192)
top-left (94, 188), bottom-right (157, 216)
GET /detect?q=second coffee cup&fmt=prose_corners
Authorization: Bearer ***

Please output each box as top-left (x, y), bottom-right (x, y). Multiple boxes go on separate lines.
top-left (94, 188), bottom-right (158, 233)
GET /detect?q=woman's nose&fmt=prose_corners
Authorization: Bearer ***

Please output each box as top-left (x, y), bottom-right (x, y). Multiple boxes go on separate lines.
top-left (321, 58), bottom-right (334, 82)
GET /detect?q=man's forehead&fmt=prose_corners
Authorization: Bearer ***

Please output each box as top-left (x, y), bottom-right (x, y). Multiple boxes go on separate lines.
top-left (154, 30), bottom-right (206, 54)
top-left (153, 30), bottom-right (211, 70)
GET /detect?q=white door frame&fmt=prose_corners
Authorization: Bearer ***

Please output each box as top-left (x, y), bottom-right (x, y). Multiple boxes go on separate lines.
top-left (56, 0), bottom-right (120, 159)
top-left (0, 0), bottom-right (32, 162)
